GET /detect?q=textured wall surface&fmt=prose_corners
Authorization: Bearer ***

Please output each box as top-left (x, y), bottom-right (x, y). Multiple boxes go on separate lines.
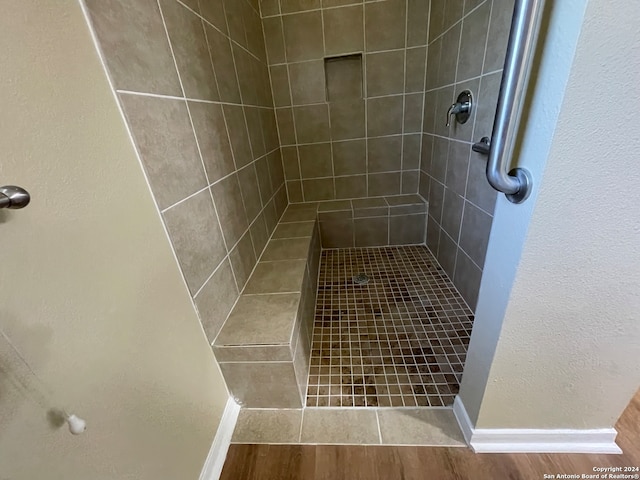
top-left (0, 0), bottom-right (229, 477)
top-left (419, 0), bottom-right (512, 310)
top-left (84, 0), bottom-right (287, 343)
top-left (261, 0), bottom-right (431, 202)
top-left (461, 0), bottom-right (640, 429)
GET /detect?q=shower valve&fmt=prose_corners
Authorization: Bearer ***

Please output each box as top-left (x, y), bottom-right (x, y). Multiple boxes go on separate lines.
top-left (446, 90), bottom-right (473, 127)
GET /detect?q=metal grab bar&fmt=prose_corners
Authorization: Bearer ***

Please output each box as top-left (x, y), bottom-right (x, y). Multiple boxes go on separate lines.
top-left (486, 0), bottom-right (546, 204)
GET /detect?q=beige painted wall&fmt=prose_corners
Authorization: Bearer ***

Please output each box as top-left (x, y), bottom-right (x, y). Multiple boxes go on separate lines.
top-left (0, 1), bottom-right (229, 478)
top-left (464, 0), bottom-right (640, 429)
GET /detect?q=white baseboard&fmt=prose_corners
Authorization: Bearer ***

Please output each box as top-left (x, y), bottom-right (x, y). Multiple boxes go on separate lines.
top-left (453, 395), bottom-right (622, 454)
top-left (199, 398), bottom-right (241, 480)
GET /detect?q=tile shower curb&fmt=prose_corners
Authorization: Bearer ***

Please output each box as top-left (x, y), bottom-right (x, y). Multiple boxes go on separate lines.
top-left (231, 406), bottom-right (467, 447)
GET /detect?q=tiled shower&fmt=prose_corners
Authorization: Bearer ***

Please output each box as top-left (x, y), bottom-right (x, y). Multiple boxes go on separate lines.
top-left (83, 0), bottom-right (511, 411)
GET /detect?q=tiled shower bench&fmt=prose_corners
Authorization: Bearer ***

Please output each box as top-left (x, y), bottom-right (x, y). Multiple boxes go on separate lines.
top-left (212, 195), bottom-right (428, 408)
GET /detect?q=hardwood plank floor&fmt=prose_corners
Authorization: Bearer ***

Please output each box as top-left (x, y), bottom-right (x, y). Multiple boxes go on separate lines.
top-left (220, 390), bottom-right (640, 479)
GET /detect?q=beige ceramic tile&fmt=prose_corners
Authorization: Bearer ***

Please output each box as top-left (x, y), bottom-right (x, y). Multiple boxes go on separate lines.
top-left (329, 100), bottom-right (365, 141)
top-left (215, 293), bottom-right (300, 345)
top-left (293, 104), bottom-right (330, 143)
top-left (282, 11), bottom-right (324, 62)
top-left (213, 344), bottom-right (292, 362)
top-left (323, 5), bottom-right (364, 55)
top-left (195, 259), bottom-right (239, 342)
top-left (273, 221), bottom-right (315, 239)
top-left (280, 207), bottom-right (318, 223)
top-left (302, 178), bottom-right (335, 201)
top-left (220, 362), bottom-right (303, 407)
top-left (366, 50), bottom-right (405, 97)
top-left (232, 409), bottom-right (303, 443)
top-left (366, 96), bottom-right (403, 136)
top-left (244, 260), bottom-right (307, 293)
top-left (206, 25), bottom-right (241, 103)
top-left (301, 409), bottom-right (380, 444)
top-left (289, 60), bottom-right (326, 105)
top-left (162, 189), bottom-right (227, 294)
top-left (160, 0), bottom-right (219, 101)
top-left (210, 174), bottom-right (250, 247)
top-left (119, 94), bottom-right (207, 210)
top-left (364, 0), bottom-right (406, 52)
top-left (377, 409), bottom-right (466, 446)
top-left (262, 238), bottom-right (312, 261)
top-left (299, 143), bottom-right (333, 179)
top-left (229, 230), bottom-right (257, 291)
top-left (85, 0), bottom-right (182, 95)
top-left (332, 140), bottom-right (366, 176)
top-left (188, 102), bottom-right (234, 183)
top-left (335, 175), bottom-right (367, 199)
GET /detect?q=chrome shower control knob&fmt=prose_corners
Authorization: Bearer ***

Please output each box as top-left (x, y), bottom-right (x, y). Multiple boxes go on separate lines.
top-left (0, 185), bottom-right (31, 209)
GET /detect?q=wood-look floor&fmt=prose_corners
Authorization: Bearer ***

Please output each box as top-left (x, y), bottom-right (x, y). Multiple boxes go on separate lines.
top-left (221, 390), bottom-right (640, 480)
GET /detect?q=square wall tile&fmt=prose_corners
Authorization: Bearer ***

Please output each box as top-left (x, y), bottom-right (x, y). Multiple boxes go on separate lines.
top-left (293, 104), bottom-right (330, 143)
top-left (119, 94), bottom-right (206, 210)
top-left (276, 108), bottom-right (297, 145)
top-left (366, 50), bottom-right (405, 97)
top-left (459, 200), bottom-right (493, 268)
top-left (302, 178), bottom-right (335, 201)
top-left (263, 16), bottom-right (286, 64)
top-left (188, 102), bottom-right (234, 183)
top-left (287, 180), bottom-right (304, 203)
top-left (403, 134), bottom-right (422, 170)
top-left (270, 65), bottom-right (292, 107)
top-left (368, 171), bottom-right (401, 196)
top-left (282, 146), bottom-right (301, 179)
top-left (355, 217), bottom-right (389, 247)
top-left (320, 219), bottom-right (355, 248)
top-left (160, 0), bottom-right (218, 101)
top-left (335, 175), bottom-right (367, 199)
top-left (365, 0), bottom-right (406, 52)
top-left (367, 136), bottom-right (402, 173)
top-left (326, 55), bottom-right (363, 101)
top-left (162, 189), bottom-right (227, 294)
top-left (195, 259), bottom-right (239, 341)
top-left (404, 93), bottom-right (424, 133)
top-left (85, 0), bottom-right (182, 95)
top-left (389, 214), bottom-right (426, 245)
top-left (206, 25), bottom-right (241, 103)
top-left (223, 105), bottom-right (253, 168)
top-left (199, 0), bottom-right (227, 33)
top-left (289, 60), bottom-right (326, 105)
top-left (333, 139), bottom-right (366, 176)
top-left (367, 96), bottom-right (403, 136)
top-left (220, 362), bottom-right (303, 407)
top-left (329, 99), bottom-right (365, 140)
top-left (441, 188), bottom-right (464, 241)
top-left (237, 164), bottom-right (262, 223)
top-left (457, 1), bottom-right (490, 81)
top-left (283, 11), bottom-right (324, 62)
top-left (210, 173), bottom-right (250, 247)
top-left (229, 230), bottom-right (257, 291)
top-left (299, 143), bottom-right (333, 179)
top-left (454, 249), bottom-right (482, 309)
top-left (323, 5), bottom-right (364, 55)
top-left (407, 0), bottom-right (430, 47)
top-left (405, 47), bottom-right (427, 92)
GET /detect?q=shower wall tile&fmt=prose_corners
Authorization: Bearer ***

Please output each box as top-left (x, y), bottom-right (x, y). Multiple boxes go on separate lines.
top-left (262, 0), bottom-right (429, 202)
top-left (282, 11), bottom-right (324, 62)
top-left (84, 0), bottom-right (182, 95)
top-left (333, 140), bottom-right (366, 176)
top-left (366, 50), bottom-right (405, 97)
top-left (289, 60), bottom-right (326, 105)
top-left (420, 0), bottom-right (510, 310)
top-left (188, 102), bottom-right (235, 183)
top-left (86, 0), bottom-right (286, 347)
top-left (323, 5), bottom-right (364, 56)
top-left (329, 100), bottom-right (366, 141)
top-left (364, 0), bottom-right (406, 52)
top-left (162, 189), bottom-right (228, 294)
top-left (160, 0), bottom-right (219, 101)
top-left (119, 94), bottom-right (207, 210)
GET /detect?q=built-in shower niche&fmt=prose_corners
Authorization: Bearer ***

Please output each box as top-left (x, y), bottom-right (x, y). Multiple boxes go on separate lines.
top-left (325, 54), bottom-right (363, 102)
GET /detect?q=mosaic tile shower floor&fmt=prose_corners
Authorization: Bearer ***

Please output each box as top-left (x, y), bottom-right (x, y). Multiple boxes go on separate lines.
top-left (307, 246), bottom-right (474, 407)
